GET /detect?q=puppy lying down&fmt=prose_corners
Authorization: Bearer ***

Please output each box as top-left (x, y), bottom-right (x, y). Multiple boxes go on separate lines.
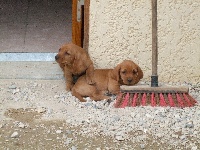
top-left (72, 60), bottom-right (143, 102)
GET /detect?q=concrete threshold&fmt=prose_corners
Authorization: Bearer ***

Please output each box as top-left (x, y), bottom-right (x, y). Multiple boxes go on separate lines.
top-left (0, 53), bottom-right (57, 61)
top-left (0, 53), bottom-right (64, 80)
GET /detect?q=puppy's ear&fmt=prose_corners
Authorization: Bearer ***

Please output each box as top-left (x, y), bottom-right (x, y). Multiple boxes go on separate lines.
top-left (110, 64), bottom-right (121, 81)
top-left (66, 49), bottom-right (76, 63)
top-left (137, 66), bottom-right (143, 79)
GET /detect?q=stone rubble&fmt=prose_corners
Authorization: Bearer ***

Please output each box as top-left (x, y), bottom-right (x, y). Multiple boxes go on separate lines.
top-left (0, 80), bottom-right (200, 149)
top-left (53, 82), bottom-right (200, 149)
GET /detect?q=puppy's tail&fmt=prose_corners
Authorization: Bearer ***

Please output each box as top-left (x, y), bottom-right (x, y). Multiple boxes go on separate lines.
top-left (71, 88), bottom-right (86, 102)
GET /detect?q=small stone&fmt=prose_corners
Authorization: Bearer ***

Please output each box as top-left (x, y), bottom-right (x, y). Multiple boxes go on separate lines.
top-left (0, 124), bottom-right (4, 128)
top-left (179, 135), bottom-right (186, 140)
top-left (174, 114), bottom-right (180, 118)
top-left (12, 88), bottom-right (20, 94)
top-left (11, 132), bottom-right (19, 138)
top-left (172, 134), bottom-right (178, 138)
top-left (33, 83), bottom-right (38, 87)
top-left (143, 128), bottom-right (147, 133)
top-left (193, 131), bottom-right (198, 135)
top-left (71, 146), bottom-right (77, 150)
top-left (191, 146), bottom-right (197, 150)
top-left (130, 112), bottom-right (135, 118)
top-left (64, 138), bottom-right (73, 145)
top-left (46, 139), bottom-right (52, 141)
top-left (85, 103), bottom-right (93, 107)
top-left (18, 122), bottom-right (25, 128)
top-left (78, 104), bottom-right (85, 108)
top-left (156, 133), bottom-right (163, 138)
top-left (140, 144), bottom-right (145, 149)
top-left (66, 130), bottom-right (72, 134)
top-left (185, 122), bottom-right (194, 128)
top-left (36, 107), bottom-right (46, 113)
top-left (66, 119), bottom-right (71, 124)
top-left (9, 85), bottom-right (17, 89)
top-left (113, 116), bottom-right (120, 122)
top-left (56, 130), bottom-right (62, 134)
top-left (146, 114), bottom-right (153, 118)
top-left (115, 134), bottom-right (125, 141)
top-left (47, 108), bottom-right (53, 115)
top-left (54, 95), bottom-right (60, 99)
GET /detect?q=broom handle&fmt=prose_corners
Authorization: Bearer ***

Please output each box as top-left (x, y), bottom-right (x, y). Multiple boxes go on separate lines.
top-left (151, 0), bottom-right (158, 87)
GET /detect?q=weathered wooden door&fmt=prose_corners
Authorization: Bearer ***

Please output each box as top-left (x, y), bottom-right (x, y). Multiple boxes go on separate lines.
top-left (72, 0), bottom-right (89, 50)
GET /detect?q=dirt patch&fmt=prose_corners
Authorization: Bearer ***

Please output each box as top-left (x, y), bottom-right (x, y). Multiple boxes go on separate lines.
top-left (0, 108), bottom-right (168, 149)
top-left (4, 108), bottom-right (43, 123)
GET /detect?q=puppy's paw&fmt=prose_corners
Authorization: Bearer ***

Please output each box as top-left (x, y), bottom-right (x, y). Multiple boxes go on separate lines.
top-left (79, 99), bottom-right (86, 102)
top-left (66, 83), bottom-right (74, 91)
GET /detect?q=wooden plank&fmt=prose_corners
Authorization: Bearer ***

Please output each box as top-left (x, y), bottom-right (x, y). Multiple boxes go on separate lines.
top-left (83, 0), bottom-right (90, 51)
top-left (151, 0), bottom-right (158, 76)
top-left (72, 0), bottom-right (82, 47)
top-left (120, 85), bottom-right (189, 93)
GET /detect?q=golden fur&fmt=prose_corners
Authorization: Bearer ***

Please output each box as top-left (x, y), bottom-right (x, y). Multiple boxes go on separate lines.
top-left (72, 60), bottom-right (143, 102)
top-left (55, 43), bottom-right (94, 91)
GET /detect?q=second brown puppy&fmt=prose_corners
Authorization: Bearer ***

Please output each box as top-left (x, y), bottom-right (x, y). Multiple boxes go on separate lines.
top-left (72, 60), bottom-right (143, 102)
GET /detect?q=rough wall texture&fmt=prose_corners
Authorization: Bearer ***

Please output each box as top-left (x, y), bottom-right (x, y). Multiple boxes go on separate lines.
top-left (89, 0), bottom-right (200, 83)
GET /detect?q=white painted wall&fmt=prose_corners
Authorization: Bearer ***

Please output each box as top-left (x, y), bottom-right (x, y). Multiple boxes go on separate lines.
top-left (88, 0), bottom-right (200, 83)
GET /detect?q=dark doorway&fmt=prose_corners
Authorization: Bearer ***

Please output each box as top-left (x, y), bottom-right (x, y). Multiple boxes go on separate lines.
top-left (0, 0), bottom-right (72, 53)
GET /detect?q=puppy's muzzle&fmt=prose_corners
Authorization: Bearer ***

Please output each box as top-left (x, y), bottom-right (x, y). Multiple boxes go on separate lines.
top-left (127, 78), bottom-right (133, 84)
top-left (55, 55), bottom-right (59, 60)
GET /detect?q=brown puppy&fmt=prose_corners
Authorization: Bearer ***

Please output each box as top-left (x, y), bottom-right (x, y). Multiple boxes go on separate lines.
top-left (55, 43), bottom-right (94, 91)
top-left (72, 60), bottom-right (143, 102)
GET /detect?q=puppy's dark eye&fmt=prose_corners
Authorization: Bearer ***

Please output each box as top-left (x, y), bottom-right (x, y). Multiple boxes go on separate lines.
top-left (65, 52), bottom-right (70, 55)
top-left (58, 48), bottom-right (61, 52)
top-left (133, 69), bottom-right (138, 74)
top-left (122, 70), bottom-right (126, 74)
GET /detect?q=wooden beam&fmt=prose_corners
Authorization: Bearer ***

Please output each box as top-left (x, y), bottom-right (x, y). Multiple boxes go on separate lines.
top-left (72, 0), bottom-right (82, 47)
top-left (83, 0), bottom-right (90, 51)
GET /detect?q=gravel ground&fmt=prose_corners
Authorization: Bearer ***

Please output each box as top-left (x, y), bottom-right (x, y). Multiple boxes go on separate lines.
top-left (0, 79), bottom-right (200, 149)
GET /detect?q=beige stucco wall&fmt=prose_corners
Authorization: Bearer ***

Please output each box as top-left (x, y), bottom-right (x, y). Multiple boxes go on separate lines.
top-left (88, 0), bottom-right (200, 83)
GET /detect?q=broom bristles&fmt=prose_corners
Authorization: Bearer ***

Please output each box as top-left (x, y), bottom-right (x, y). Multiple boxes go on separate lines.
top-left (183, 93), bottom-right (192, 107)
top-left (114, 93), bottom-right (123, 108)
top-left (168, 93), bottom-right (175, 107)
top-left (132, 93), bottom-right (137, 107)
top-left (114, 85), bottom-right (197, 108)
top-left (151, 93), bottom-right (156, 107)
top-left (120, 93), bottom-right (129, 108)
top-left (176, 93), bottom-right (184, 108)
top-left (141, 93), bottom-right (147, 106)
top-left (187, 94), bottom-right (197, 105)
top-left (159, 93), bottom-right (167, 107)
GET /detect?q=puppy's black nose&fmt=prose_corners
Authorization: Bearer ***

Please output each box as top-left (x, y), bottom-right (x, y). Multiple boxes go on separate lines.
top-left (55, 55), bottom-right (59, 60)
top-left (127, 78), bottom-right (133, 83)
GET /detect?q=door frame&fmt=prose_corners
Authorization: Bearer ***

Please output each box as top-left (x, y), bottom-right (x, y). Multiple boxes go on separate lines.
top-left (72, 0), bottom-right (90, 51)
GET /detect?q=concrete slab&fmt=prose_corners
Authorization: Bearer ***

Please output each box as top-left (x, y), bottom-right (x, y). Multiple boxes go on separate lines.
top-left (0, 53), bottom-right (57, 61)
top-left (0, 61), bottom-right (64, 80)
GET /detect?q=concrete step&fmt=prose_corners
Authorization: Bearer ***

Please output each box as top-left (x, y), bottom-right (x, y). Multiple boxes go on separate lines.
top-left (0, 61), bottom-right (63, 80)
